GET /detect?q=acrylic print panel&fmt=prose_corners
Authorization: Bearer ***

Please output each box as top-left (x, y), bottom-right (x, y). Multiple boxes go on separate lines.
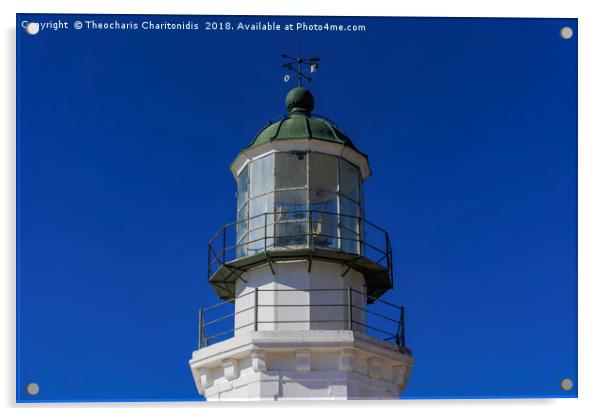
top-left (16, 14), bottom-right (577, 401)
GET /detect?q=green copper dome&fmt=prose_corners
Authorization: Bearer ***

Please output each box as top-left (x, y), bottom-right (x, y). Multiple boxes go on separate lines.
top-left (243, 87), bottom-right (363, 154)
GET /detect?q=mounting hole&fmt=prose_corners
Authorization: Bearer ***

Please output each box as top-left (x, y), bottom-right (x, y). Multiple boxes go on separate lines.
top-left (560, 378), bottom-right (574, 391)
top-left (25, 22), bottom-right (40, 36)
top-left (560, 26), bottom-right (574, 40)
top-left (26, 382), bottom-right (40, 396)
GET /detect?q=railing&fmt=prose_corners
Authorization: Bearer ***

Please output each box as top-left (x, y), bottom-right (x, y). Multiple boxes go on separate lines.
top-left (208, 209), bottom-right (393, 285)
top-left (197, 287), bottom-right (407, 352)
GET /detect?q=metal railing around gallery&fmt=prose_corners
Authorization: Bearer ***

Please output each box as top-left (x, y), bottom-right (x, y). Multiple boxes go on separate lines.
top-left (197, 287), bottom-right (407, 352)
top-left (207, 209), bottom-right (393, 286)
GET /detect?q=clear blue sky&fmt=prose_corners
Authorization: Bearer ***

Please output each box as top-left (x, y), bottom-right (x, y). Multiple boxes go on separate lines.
top-left (17, 14), bottom-right (577, 401)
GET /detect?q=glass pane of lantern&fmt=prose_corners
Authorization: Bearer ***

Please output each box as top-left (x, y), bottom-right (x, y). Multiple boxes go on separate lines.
top-left (275, 152), bottom-right (307, 189)
top-left (237, 165), bottom-right (249, 210)
top-left (309, 189), bottom-right (337, 214)
top-left (340, 196), bottom-right (360, 223)
top-left (274, 222), bottom-right (308, 248)
top-left (236, 202), bottom-right (248, 258)
top-left (310, 189), bottom-right (338, 248)
top-left (339, 158), bottom-right (361, 203)
top-left (311, 210), bottom-right (339, 250)
top-left (247, 193), bottom-right (274, 255)
top-left (275, 190), bottom-right (308, 220)
top-left (309, 152), bottom-right (337, 194)
top-left (341, 228), bottom-right (360, 254)
top-left (250, 154), bottom-right (274, 198)
top-left (340, 196), bottom-right (360, 253)
top-left (274, 190), bottom-right (308, 247)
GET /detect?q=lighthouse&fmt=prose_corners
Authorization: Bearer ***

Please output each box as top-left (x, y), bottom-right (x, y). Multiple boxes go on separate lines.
top-left (189, 86), bottom-right (414, 400)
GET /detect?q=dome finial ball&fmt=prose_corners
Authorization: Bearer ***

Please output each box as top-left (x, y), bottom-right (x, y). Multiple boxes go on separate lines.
top-left (285, 87), bottom-right (314, 113)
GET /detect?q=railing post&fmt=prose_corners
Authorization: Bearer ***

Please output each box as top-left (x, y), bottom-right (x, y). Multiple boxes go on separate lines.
top-left (309, 209), bottom-right (313, 250)
top-left (264, 212), bottom-right (267, 252)
top-left (347, 287), bottom-right (353, 331)
top-left (359, 217), bottom-right (364, 256)
top-left (254, 287), bottom-right (259, 331)
top-left (198, 307), bottom-right (205, 349)
top-left (395, 305), bottom-right (400, 346)
top-left (222, 227), bottom-right (226, 265)
top-left (386, 232), bottom-right (393, 289)
top-left (207, 244), bottom-right (211, 279)
top-left (400, 306), bottom-right (406, 348)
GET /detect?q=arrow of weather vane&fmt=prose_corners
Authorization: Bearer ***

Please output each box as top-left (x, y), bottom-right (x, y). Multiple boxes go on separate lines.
top-left (282, 54), bottom-right (320, 87)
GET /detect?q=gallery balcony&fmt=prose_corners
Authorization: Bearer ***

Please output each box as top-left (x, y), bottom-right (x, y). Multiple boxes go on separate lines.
top-left (207, 209), bottom-right (394, 301)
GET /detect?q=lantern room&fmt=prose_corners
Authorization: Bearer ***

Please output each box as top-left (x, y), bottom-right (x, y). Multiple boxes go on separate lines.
top-left (234, 150), bottom-right (363, 256)
top-left (208, 87), bottom-right (393, 302)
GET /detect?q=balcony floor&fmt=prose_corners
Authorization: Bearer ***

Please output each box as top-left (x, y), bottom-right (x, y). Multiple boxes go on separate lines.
top-left (209, 247), bottom-right (392, 302)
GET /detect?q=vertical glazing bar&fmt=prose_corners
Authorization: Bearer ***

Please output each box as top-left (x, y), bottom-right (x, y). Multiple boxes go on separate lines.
top-left (254, 287), bottom-right (259, 331)
top-left (347, 287), bottom-right (353, 331)
top-left (264, 212), bottom-right (267, 252)
top-left (359, 173), bottom-right (364, 254)
top-left (306, 151), bottom-right (310, 249)
top-left (336, 157), bottom-right (341, 250)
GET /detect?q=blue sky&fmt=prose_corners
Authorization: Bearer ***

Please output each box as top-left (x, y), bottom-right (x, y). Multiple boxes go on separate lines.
top-left (17, 14), bottom-right (577, 401)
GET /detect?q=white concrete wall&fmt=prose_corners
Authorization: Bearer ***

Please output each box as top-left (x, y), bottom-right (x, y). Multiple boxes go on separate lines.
top-left (190, 330), bottom-right (414, 400)
top-left (233, 260), bottom-right (366, 334)
top-left (190, 260), bottom-right (412, 400)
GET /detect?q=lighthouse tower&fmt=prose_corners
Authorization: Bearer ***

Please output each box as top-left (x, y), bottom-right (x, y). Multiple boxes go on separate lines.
top-left (189, 87), bottom-right (414, 400)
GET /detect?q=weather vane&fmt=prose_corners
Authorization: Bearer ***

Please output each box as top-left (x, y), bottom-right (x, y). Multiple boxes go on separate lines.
top-left (281, 54), bottom-right (320, 87)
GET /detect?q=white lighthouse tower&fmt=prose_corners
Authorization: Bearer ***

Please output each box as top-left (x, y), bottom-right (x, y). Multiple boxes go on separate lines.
top-left (189, 86), bottom-right (414, 400)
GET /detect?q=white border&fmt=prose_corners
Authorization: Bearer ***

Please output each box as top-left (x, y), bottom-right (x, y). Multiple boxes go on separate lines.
top-left (2, 1), bottom-right (599, 416)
